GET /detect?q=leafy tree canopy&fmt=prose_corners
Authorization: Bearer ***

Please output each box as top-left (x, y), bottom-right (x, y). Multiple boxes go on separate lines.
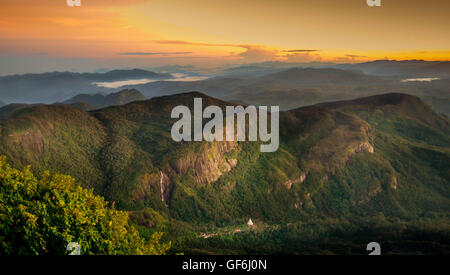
top-left (0, 156), bottom-right (170, 255)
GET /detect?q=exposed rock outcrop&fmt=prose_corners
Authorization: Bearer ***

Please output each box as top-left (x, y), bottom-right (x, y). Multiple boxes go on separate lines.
top-left (171, 141), bottom-right (238, 185)
top-left (132, 141), bottom-right (238, 206)
top-left (132, 173), bottom-right (159, 202)
top-left (283, 172), bottom-right (307, 189)
top-left (132, 171), bottom-right (172, 204)
top-left (9, 129), bottom-right (45, 158)
top-left (344, 141), bottom-right (374, 164)
top-left (389, 176), bottom-right (398, 190)
top-left (355, 141), bottom-right (374, 154)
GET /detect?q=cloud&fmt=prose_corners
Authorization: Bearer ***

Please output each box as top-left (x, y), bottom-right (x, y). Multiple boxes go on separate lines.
top-left (234, 45), bottom-right (279, 62)
top-left (152, 40), bottom-right (236, 48)
top-left (344, 54), bottom-right (368, 58)
top-left (280, 49), bottom-right (323, 62)
top-left (118, 52), bottom-right (192, 56)
top-left (281, 49), bottom-right (320, 53)
top-left (152, 40), bottom-right (330, 63)
top-left (283, 52), bottom-right (323, 63)
top-left (153, 40), bottom-right (282, 62)
top-left (148, 40), bottom-right (398, 64)
top-left (343, 54), bottom-right (369, 62)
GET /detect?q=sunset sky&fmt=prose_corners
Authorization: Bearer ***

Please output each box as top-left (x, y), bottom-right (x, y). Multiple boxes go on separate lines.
top-left (0, 0), bottom-right (449, 74)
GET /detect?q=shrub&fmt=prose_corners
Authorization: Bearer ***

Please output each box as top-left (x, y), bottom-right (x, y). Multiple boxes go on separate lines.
top-left (0, 156), bottom-right (170, 255)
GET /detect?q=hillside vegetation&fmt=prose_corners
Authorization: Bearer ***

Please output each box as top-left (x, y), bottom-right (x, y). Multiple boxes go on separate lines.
top-left (0, 91), bottom-right (448, 254)
top-left (0, 157), bottom-right (170, 255)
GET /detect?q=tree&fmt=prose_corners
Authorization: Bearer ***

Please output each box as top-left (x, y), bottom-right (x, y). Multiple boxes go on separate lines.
top-left (0, 156), bottom-right (170, 255)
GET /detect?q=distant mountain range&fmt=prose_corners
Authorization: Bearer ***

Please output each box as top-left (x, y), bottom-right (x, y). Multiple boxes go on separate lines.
top-left (0, 89), bottom-right (148, 119)
top-left (337, 60), bottom-right (450, 77)
top-left (125, 66), bottom-right (449, 116)
top-left (0, 90), bottom-right (448, 254)
top-left (0, 69), bottom-right (171, 103)
top-left (1, 61), bottom-right (449, 116)
top-left (63, 89), bottom-right (147, 110)
top-left (123, 67), bottom-right (389, 98)
top-left (252, 67), bottom-right (384, 87)
top-left (219, 60), bottom-right (450, 78)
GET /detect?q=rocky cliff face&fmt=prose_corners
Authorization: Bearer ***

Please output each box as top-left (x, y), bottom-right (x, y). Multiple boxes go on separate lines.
top-left (283, 172), bottom-right (307, 190)
top-left (170, 141), bottom-right (238, 185)
top-left (132, 141), bottom-right (239, 206)
top-left (8, 129), bottom-right (44, 159)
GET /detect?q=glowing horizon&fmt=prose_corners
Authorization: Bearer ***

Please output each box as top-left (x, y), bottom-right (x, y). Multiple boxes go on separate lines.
top-left (0, 0), bottom-right (449, 74)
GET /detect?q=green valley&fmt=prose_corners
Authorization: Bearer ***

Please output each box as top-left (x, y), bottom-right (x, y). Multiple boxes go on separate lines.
top-left (0, 91), bottom-right (448, 254)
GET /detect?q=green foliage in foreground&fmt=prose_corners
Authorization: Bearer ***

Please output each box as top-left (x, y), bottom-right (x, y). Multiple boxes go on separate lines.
top-left (0, 156), bottom-right (170, 255)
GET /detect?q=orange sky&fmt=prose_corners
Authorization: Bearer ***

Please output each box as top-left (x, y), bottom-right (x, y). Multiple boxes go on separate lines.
top-left (0, 0), bottom-right (449, 73)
